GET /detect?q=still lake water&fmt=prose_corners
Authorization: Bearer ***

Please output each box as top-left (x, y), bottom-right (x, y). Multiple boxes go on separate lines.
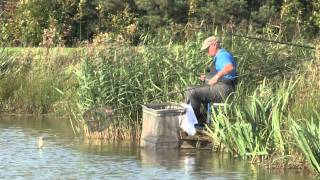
top-left (0, 115), bottom-right (314, 180)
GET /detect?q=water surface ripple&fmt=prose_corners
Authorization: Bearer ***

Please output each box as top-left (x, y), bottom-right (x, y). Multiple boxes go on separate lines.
top-left (0, 115), bottom-right (314, 179)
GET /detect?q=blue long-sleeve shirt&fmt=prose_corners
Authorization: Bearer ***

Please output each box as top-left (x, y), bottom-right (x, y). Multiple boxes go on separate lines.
top-left (213, 48), bottom-right (237, 80)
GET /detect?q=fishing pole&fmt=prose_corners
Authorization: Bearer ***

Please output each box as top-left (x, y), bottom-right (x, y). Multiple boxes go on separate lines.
top-left (227, 33), bottom-right (317, 50)
top-left (94, 54), bottom-right (307, 114)
top-left (85, 34), bottom-right (316, 116)
top-left (101, 84), bottom-right (209, 112)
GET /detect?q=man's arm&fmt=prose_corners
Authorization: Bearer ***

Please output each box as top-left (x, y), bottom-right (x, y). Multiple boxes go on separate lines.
top-left (208, 64), bottom-right (234, 85)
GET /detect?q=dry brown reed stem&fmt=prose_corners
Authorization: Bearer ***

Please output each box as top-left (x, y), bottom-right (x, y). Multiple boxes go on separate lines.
top-left (295, 46), bottom-right (320, 102)
top-left (316, 44), bottom-right (320, 61)
top-left (316, 44), bottom-right (320, 89)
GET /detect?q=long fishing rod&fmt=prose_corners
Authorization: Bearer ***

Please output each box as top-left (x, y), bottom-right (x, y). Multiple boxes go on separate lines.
top-left (103, 58), bottom-right (215, 113)
top-left (227, 33), bottom-right (317, 50)
top-left (87, 35), bottom-right (315, 115)
top-left (233, 59), bottom-right (300, 79)
top-left (104, 54), bottom-right (306, 112)
top-left (105, 84), bottom-right (209, 112)
top-left (99, 71), bottom-right (283, 123)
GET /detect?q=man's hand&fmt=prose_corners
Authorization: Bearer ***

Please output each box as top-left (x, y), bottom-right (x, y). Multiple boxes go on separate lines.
top-left (199, 74), bottom-right (206, 82)
top-left (208, 76), bottom-right (219, 85)
top-left (208, 64), bottom-right (234, 85)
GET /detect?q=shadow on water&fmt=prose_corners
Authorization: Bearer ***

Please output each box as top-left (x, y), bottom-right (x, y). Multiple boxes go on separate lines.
top-left (0, 115), bottom-right (315, 179)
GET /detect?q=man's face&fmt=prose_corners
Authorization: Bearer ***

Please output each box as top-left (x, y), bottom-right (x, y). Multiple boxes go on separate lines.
top-left (208, 42), bottom-right (218, 57)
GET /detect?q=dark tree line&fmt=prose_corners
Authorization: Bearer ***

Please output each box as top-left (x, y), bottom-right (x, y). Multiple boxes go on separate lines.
top-left (0, 0), bottom-right (319, 46)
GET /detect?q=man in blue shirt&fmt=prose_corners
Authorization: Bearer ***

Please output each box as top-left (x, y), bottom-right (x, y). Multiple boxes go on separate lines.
top-left (186, 36), bottom-right (237, 124)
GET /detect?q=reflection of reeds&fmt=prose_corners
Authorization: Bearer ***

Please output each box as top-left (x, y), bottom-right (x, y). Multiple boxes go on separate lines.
top-left (83, 123), bottom-right (141, 142)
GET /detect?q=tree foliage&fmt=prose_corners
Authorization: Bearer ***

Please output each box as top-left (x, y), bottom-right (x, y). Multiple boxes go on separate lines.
top-left (0, 0), bottom-right (319, 46)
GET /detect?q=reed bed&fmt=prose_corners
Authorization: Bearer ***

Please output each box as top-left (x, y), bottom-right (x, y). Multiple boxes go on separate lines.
top-left (0, 48), bottom-right (79, 114)
top-left (1, 29), bottom-right (319, 173)
top-left (207, 79), bottom-right (297, 158)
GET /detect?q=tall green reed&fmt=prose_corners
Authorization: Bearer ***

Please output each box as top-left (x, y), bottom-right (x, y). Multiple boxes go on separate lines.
top-left (73, 34), bottom-right (209, 137)
top-left (207, 78), bottom-right (298, 159)
top-left (74, 28), bottom-right (315, 138)
top-left (0, 48), bottom-right (76, 114)
top-left (291, 112), bottom-right (320, 173)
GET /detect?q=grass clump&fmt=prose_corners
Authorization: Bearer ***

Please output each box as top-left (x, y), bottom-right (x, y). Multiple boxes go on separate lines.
top-left (291, 112), bottom-right (320, 174)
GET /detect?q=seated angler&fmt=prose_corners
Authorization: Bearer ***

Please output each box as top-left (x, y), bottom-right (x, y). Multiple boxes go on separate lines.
top-left (185, 36), bottom-right (238, 124)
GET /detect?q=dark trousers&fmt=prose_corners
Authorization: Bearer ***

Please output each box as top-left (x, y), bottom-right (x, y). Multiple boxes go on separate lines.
top-left (185, 82), bottom-right (235, 124)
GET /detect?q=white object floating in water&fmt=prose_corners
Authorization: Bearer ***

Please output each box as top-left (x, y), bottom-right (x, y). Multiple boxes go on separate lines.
top-left (38, 136), bottom-right (44, 149)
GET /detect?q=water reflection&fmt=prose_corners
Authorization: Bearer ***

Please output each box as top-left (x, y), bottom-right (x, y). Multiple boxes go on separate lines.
top-left (140, 148), bottom-right (249, 179)
top-left (0, 115), bottom-right (315, 180)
